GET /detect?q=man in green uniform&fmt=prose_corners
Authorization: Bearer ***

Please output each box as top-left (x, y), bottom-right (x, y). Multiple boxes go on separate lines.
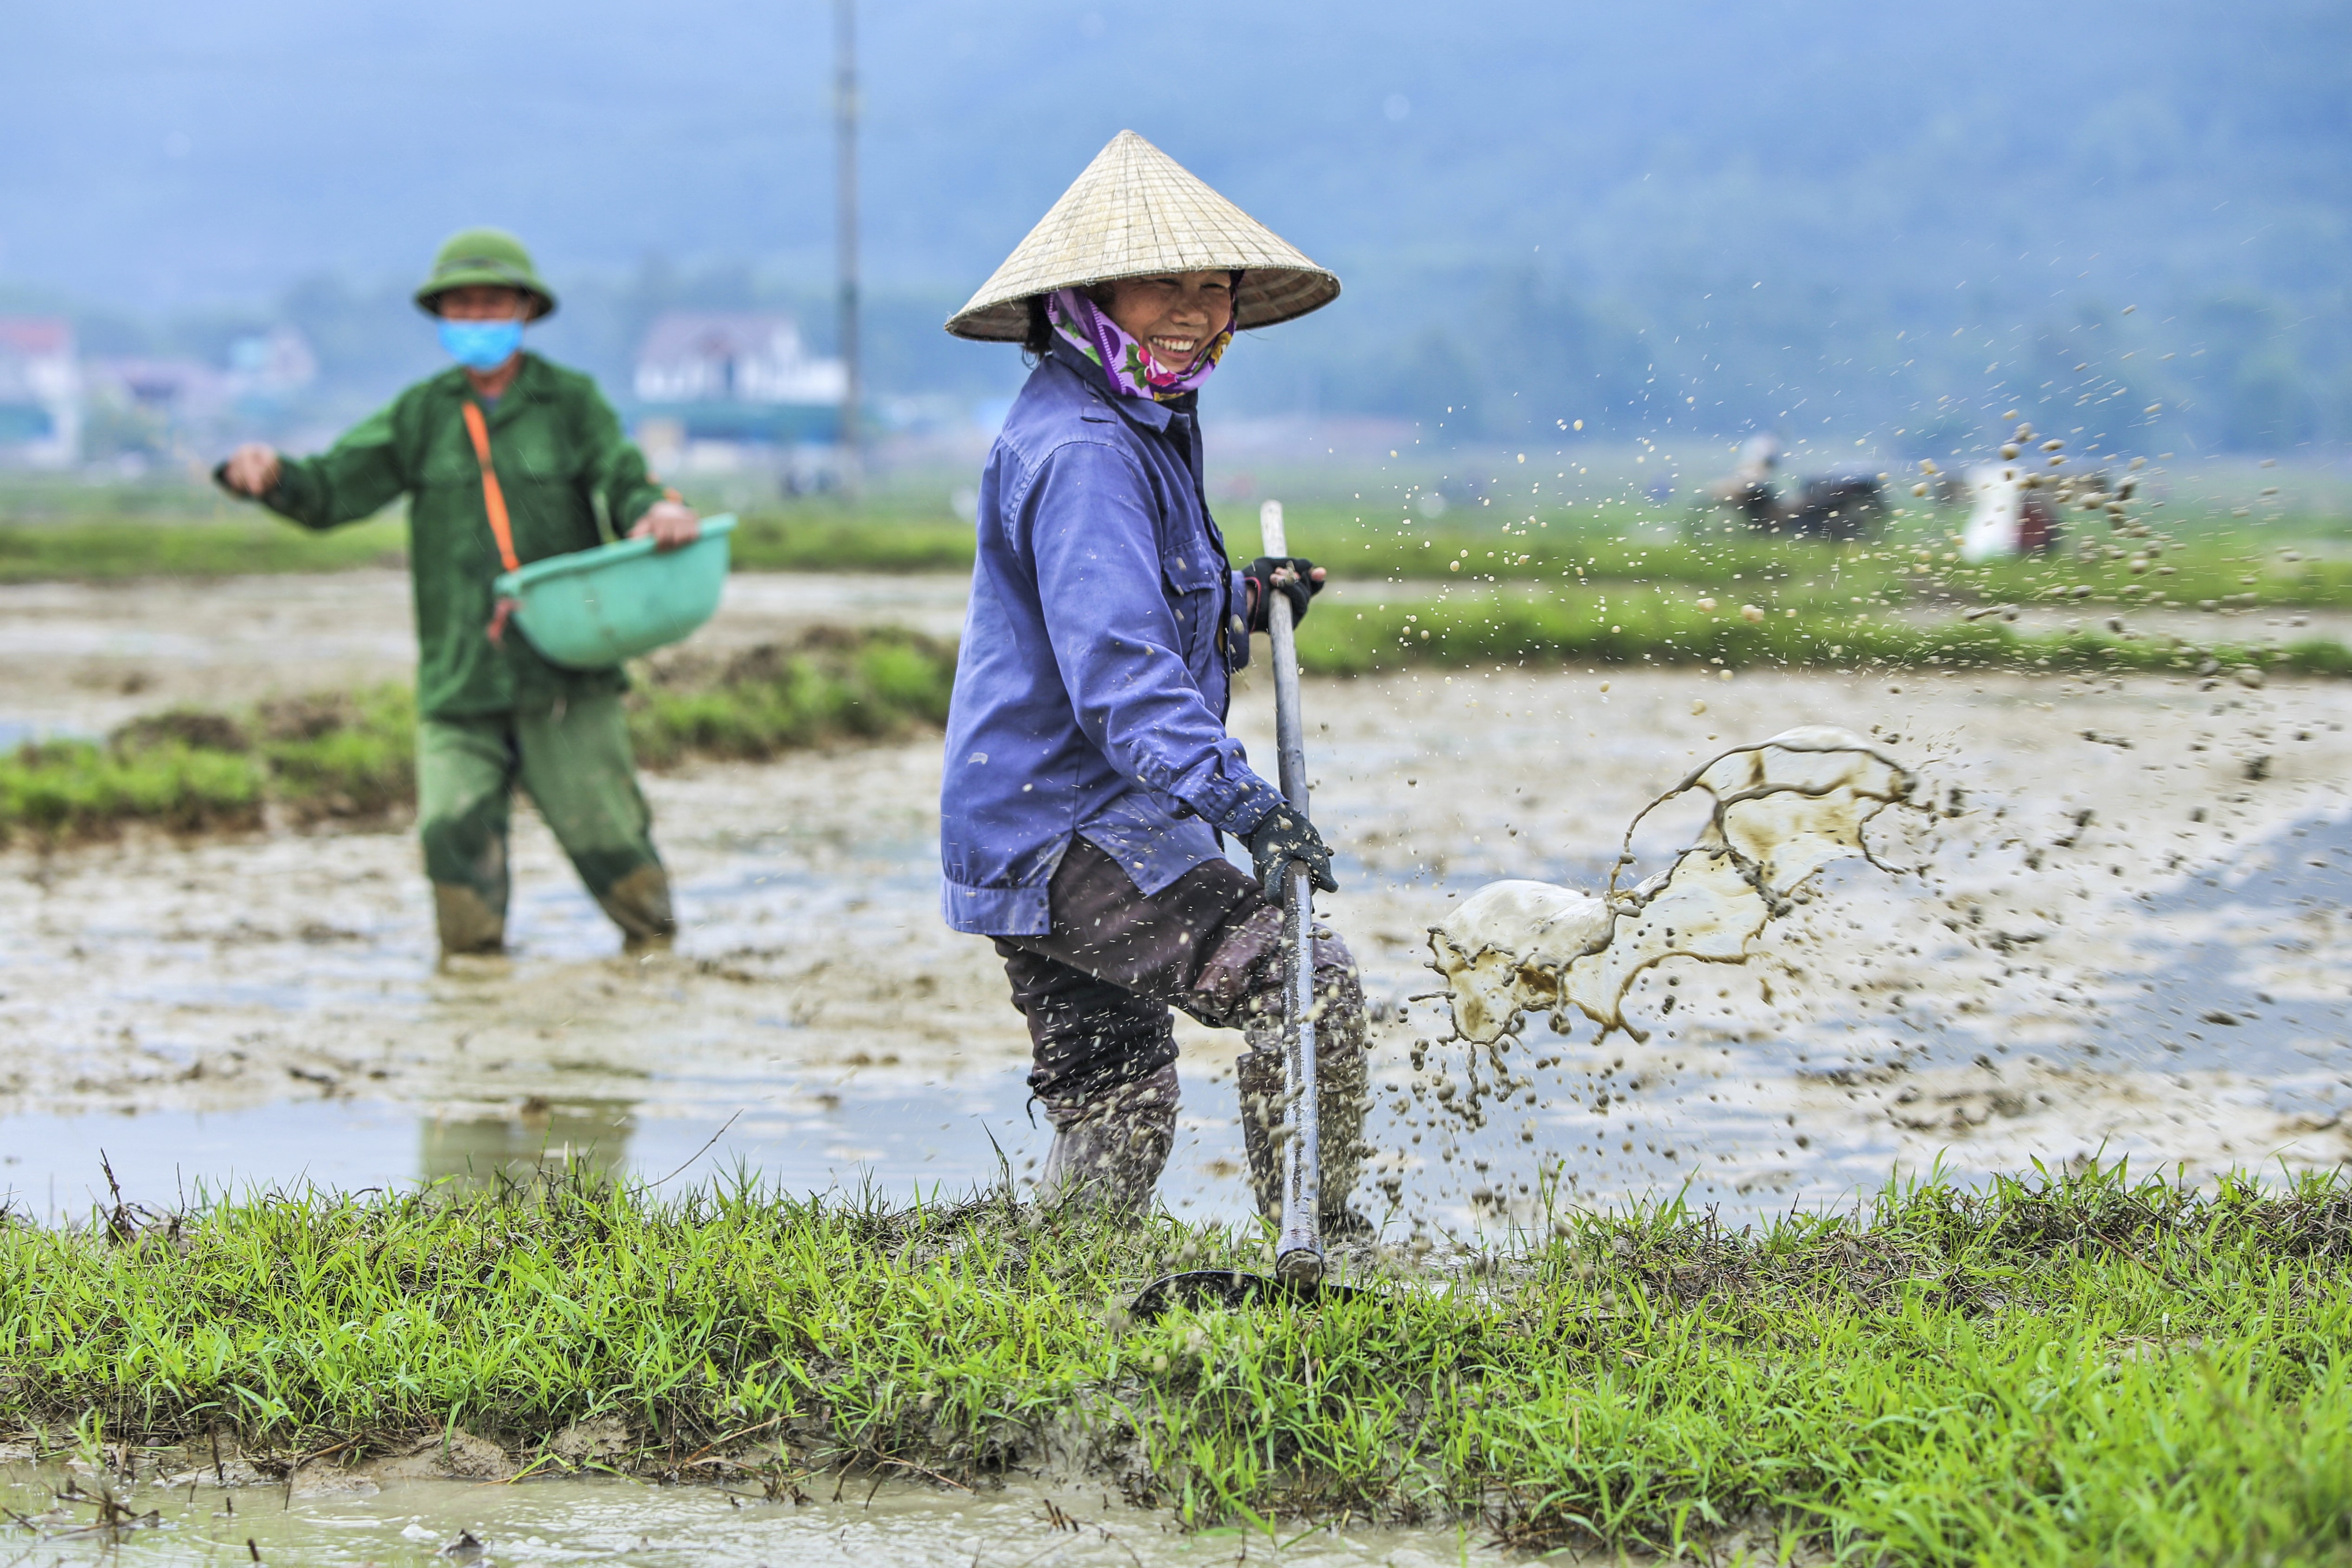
top-left (219, 228), bottom-right (699, 960)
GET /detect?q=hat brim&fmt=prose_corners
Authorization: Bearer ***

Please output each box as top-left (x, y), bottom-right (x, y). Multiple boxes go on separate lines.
top-left (414, 267), bottom-right (558, 320)
top-left (946, 266), bottom-right (1338, 343)
top-left (942, 131), bottom-right (1340, 343)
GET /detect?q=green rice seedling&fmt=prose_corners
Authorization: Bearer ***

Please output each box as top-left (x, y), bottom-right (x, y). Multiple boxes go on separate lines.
top-left (0, 735), bottom-right (265, 841)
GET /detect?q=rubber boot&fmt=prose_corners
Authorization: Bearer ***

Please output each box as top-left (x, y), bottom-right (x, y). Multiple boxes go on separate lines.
top-left (1237, 950), bottom-right (1373, 1239)
top-left (1036, 1062), bottom-right (1180, 1215)
top-left (433, 883), bottom-right (507, 959)
top-left (598, 863), bottom-right (677, 952)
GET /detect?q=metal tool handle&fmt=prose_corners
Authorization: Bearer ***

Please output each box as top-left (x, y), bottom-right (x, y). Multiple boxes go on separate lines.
top-left (1258, 500), bottom-right (1323, 1285)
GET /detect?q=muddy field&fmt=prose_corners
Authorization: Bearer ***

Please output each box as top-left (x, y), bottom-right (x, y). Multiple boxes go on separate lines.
top-left (4, 571), bottom-right (2349, 1226)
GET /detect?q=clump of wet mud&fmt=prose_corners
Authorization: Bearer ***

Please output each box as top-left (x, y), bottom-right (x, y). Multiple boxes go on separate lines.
top-left (112, 708), bottom-right (255, 756)
top-left (1429, 726), bottom-right (1916, 1043)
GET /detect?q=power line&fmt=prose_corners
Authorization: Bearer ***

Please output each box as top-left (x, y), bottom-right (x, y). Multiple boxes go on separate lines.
top-left (833, 0), bottom-right (861, 499)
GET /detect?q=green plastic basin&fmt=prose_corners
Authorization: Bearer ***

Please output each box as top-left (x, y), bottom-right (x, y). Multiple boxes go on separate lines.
top-left (493, 515), bottom-right (736, 670)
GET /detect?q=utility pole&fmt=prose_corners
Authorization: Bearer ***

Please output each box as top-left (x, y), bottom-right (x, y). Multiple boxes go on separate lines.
top-left (833, 0), bottom-right (862, 499)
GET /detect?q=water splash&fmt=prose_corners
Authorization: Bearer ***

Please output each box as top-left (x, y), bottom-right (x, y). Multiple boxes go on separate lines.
top-left (1428, 726), bottom-right (1917, 1044)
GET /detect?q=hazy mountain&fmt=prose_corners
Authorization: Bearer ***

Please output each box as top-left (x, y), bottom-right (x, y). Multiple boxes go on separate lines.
top-left (5, 0), bottom-right (2344, 450)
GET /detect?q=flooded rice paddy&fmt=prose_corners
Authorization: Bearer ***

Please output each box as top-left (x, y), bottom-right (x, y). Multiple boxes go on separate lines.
top-left (5, 571), bottom-right (2348, 1232)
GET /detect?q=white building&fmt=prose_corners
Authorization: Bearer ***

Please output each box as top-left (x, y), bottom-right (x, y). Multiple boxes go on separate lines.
top-left (633, 312), bottom-right (845, 406)
top-left (226, 326), bottom-right (319, 401)
top-left (0, 317), bottom-right (82, 468)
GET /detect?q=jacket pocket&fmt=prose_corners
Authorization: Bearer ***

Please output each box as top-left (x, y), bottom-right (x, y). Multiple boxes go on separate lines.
top-left (1160, 548), bottom-right (1221, 657)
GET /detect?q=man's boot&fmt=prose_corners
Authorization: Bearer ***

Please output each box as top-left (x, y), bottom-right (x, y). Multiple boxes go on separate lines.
top-left (1237, 945), bottom-right (1373, 1239)
top-left (433, 883), bottom-right (507, 960)
top-left (1036, 1063), bottom-right (1180, 1215)
top-left (598, 863), bottom-right (677, 952)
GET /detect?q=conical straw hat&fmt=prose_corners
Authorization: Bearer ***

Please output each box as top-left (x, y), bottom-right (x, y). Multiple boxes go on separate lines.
top-left (945, 130), bottom-right (1340, 342)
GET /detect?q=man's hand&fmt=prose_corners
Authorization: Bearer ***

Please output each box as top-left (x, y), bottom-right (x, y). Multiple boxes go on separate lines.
top-left (1243, 556), bottom-right (1326, 632)
top-left (628, 500), bottom-right (701, 551)
top-left (1245, 806), bottom-right (1338, 899)
top-left (219, 443), bottom-right (283, 498)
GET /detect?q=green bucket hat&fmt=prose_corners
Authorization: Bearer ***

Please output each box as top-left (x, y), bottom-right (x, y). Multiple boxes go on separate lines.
top-left (414, 227), bottom-right (558, 320)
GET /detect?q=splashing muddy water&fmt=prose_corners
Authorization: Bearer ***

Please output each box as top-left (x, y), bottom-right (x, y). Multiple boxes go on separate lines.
top-left (1430, 726), bottom-right (1916, 1043)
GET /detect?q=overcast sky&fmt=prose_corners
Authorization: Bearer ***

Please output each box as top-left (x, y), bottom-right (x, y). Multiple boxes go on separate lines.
top-left (6, 0), bottom-right (2343, 314)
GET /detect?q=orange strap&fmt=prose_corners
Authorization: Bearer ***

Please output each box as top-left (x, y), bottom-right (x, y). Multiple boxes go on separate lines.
top-left (459, 402), bottom-right (521, 574)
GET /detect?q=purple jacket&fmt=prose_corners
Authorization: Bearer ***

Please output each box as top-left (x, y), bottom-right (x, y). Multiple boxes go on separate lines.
top-left (939, 343), bottom-right (1284, 935)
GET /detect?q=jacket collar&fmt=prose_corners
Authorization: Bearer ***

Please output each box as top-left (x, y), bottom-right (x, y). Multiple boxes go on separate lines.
top-left (1046, 340), bottom-right (1176, 434)
top-left (441, 352), bottom-right (549, 421)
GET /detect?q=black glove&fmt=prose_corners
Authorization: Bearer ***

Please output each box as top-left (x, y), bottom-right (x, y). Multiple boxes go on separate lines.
top-left (1243, 556), bottom-right (1323, 632)
top-left (1245, 806), bottom-right (1338, 897)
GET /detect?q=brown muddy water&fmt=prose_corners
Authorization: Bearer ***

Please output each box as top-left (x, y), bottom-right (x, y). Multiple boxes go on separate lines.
top-left (4, 572), bottom-right (2351, 1235)
top-left (0, 1460), bottom-right (1518, 1565)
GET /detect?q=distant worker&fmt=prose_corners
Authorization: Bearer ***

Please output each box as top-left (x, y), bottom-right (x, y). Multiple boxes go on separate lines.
top-left (937, 131), bottom-right (1371, 1226)
top-left (1961, 467), bottom-right (2062, 561)
top-left (216, 228), bottom-right (698, 962)
top-left (1709, 430), bottom-right (1888, 539)
top-left (1708, 433), bottom-right (1782, 523)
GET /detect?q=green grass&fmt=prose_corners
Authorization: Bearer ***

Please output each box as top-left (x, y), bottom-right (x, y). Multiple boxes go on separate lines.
top-left (0, 629), bottom-right (958, 845)
top-left (1298, 583), bottom-right (2347, 680)
top-left (1293, 500), bottom-right (2352, 609)
top-left (725, 506), bottom-right (978, 573)
top-left (5, 491), bottom-right (2345, 694)
top-left (0, 515), bottom-right (412, 582)
top-left (10, 490), bottom-right (2350, 615)
top-left (4, 1162), bottom-right (2348, 1563)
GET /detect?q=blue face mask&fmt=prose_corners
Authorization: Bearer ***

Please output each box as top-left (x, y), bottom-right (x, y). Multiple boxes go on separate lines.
top-left (438, 318), bottom-right (524, 371)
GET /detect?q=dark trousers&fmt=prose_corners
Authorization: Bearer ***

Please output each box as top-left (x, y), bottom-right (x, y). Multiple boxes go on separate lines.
top-left (993, 838), bottom-right (1285, 1107)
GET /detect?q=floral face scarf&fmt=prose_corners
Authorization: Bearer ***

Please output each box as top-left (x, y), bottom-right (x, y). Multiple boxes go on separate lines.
top-left (1046, 283), bottom-right (1235, 403)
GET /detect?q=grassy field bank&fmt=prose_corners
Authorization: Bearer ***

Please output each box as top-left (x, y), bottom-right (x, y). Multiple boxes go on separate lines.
top-left (0, 595), bottom-right (2323, 845)
top-left (0, 628), bottom-right (954, 843)
top-left (1301, 586), bottom-right (2347, 678)
top-left (2, 1165), bottom-right (2345, 1564)
top-left (8, 494), bottom-right (2351, 616)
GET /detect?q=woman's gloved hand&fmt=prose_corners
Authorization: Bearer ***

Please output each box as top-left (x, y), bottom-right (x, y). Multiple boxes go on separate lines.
top-left (1245, 806), bottom-right (1338, 897)
top-left (1243, 556), bottom-right (1326, 632)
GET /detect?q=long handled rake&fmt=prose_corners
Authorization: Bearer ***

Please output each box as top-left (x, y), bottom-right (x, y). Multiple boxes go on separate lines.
top-left (1133, 500), bottom-right (1355, 1319)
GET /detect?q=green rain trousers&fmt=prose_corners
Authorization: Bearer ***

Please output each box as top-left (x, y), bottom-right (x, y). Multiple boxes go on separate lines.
top-left (417, 690), bottom-right (674, 954)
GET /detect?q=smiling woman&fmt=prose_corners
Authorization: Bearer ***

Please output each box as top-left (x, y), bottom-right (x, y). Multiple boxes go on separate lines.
top-left (935, 130), bottom-right (1368, 1228)
top-left (1103, 272), bottom-right (1232, 367)
top-left (1027, 275), bottom-right (1237, 400)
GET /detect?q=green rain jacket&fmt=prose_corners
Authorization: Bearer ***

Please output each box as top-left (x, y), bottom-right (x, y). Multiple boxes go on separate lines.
top-left (257, 354), bottom-right (667, 718)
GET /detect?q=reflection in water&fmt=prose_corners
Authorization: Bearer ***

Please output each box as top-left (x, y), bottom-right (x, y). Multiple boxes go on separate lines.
top-left (419, 1097), bottom-right (635, 1193)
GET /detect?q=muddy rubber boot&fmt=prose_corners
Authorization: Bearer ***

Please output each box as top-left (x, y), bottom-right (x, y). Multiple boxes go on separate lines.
top-left (1310, 955), bottom-right (1374, 1240)
top-left (1235, 1042), bottom-right (1288, 1221)
top-left (598, 863), bottom-right (677, 952)
top-left (1237, 1043), bottom-right (1373, 1239)
top-left (1036, 1063), bottom-right (1180, 1216)
top-left (433, 883), bottom-right (507, 959)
